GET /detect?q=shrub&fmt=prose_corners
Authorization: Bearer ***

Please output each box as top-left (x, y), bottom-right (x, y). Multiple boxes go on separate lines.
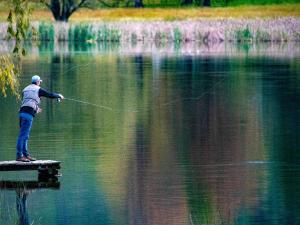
top-left (97, 26), bottom-right (121, 42)
top-left (38, 22), bottom-right (54, 41)
top-left (69, 24), bottom-right (95, 42)
top-left (235, 26), bottom-right (253, 42)
top-left (173, 27), bottom-right (182, 43)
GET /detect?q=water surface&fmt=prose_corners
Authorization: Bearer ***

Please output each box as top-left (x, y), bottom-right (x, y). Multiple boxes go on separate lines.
top-left (0, 42), bottom-right (300, 225)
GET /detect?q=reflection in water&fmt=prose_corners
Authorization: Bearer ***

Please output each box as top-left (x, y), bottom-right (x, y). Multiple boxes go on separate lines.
top-left (1, 41), bottom-right (300, 58)
top-left (0, 42), bottom-right (299, 225)
top-left (0, 180), bottom-right (60, 225)
top-left (16, 190), bottom-right (29, 225)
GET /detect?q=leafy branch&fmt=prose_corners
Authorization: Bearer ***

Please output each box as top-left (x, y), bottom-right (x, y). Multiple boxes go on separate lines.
top-left (0, 55), bottom-right (20, 98)
top-left (7, 0), bottom-right (37, 55)
top-left (0, 0), bottom-right (36, 97)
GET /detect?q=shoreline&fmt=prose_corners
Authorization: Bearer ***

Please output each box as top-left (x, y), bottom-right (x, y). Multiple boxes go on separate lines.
top-left (0, 17), bottom-right (300, 43)
top-left (1, 41), bottom-right (300, 58)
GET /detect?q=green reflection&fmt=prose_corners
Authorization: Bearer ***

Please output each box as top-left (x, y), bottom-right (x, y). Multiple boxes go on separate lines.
top-left (0, 43), bottom-right (299, 225)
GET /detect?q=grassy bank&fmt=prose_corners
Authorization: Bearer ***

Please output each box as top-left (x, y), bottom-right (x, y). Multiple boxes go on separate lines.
top-left (0, 4), bottom-right (300, 21)
top-left (1, 18), bottom-right (299, 43)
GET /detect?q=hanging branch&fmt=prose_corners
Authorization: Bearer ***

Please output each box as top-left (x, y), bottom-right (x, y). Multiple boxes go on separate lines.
top-left (7, 0), bottom-right (36, 55)
top-left (0, 0), bottom-right (36, 97)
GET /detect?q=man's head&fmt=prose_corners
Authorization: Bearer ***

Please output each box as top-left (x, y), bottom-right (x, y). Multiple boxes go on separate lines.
top-left (31, 75), bottom-right (42, 86)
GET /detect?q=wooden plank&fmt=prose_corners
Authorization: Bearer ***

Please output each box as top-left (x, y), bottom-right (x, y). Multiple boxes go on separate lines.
top-left (0, 160), bottom-right (60, 171)
top-left (0, 180), bottom-right (60, 190)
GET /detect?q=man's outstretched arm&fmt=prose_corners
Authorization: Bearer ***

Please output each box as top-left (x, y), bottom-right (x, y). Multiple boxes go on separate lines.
top-left (39, 88), bottom-right (64, 99)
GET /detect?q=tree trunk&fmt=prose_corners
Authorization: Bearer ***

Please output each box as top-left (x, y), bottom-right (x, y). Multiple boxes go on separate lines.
top-left (202, 0), bottom-right (211, 6)
top-left (48, 0), bottom-right (71, 21)
top-left (135, 0), bottom-right (144, 7)
top-left (47, 0), bottom-right (86, 22)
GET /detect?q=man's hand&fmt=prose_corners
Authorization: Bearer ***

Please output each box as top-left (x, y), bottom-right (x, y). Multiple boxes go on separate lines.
top-left (58, 94), bottom-right (64, 100)
top-left (37, 108), bottom-right (42, 113)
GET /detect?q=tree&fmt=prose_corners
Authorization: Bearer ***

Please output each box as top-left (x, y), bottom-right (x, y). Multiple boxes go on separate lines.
top-left (133, 0), bottom-right (143, 7)
top-left (202, 0), bottom-right (211, 6)
top-left (0, 55), bottom-right (19, 97)
top-left (0, 0), bottom-right (36, 97)
top-left (43, 0), bottom-right (145, 22)
top-left (125, 0), bottom-right (143, 7)
top-left (44, 0), bottom-right (90, 22)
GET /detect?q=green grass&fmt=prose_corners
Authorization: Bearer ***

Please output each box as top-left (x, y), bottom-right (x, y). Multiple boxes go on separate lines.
top-left (0, 3), bottom-right (300, 22)
top-left (1, 0), bottom-right (299, 9)
top-left (219, 0), bottom-right (300, 7)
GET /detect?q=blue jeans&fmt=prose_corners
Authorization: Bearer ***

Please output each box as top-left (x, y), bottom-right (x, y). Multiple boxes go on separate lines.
top-left (16, 113), bottom-right (33, 158)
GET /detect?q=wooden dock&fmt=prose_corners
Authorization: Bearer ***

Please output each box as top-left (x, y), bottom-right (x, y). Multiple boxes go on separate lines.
top-left (0, 180), bottom-right (60, 190)
top-left (0, 160), bottom-right (61, 178)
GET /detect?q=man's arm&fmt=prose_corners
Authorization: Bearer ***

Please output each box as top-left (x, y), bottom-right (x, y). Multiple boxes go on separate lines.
top-left (39, 88), bottom-right (63, 99)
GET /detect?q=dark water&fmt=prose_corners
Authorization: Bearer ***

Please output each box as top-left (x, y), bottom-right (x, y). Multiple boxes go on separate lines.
top-left (0, 43), bottom-right (300, 225)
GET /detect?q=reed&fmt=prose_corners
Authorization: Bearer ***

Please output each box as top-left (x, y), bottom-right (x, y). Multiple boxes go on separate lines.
top-left (38, 22), bottom-right (55, 41)
top-left (235, 26), bottom-right (253, 43)
top-left (173, 27), bottom-right (183, 43)
top-left (0, 17), bottom-right (299, 44)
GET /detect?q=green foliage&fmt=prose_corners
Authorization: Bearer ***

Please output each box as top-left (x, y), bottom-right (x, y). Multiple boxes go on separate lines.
top-left (211, 0), bottom-right (300, 6)
top-left (2, 0), bottom-right (36, 97)
top-left (97, 26), bottom-right (121, 42)
top-left (68, 24), bottom-right (121, 43)
top-left (211, 0), bottom-right (227, 6)
top-left (68, 24), bottom-right (121, 42)
top-left (6, 0), bottom-right (36, 56)
top-left (143, 0), bottom-right (182, 7)
top-left (69, 24), bottom-right (95, 42)
top-left (235, 26), bottom-right (253, 42)
top-left (0, 55), bottom-right (20, 98)
top-left (173, 27), bottom-right (182, 43)
top-left (38, 22), bottom-right (55, 41)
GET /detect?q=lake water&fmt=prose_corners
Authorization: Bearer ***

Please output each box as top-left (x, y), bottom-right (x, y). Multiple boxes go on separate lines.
top-left (0, 42), bottom-right (300, 225)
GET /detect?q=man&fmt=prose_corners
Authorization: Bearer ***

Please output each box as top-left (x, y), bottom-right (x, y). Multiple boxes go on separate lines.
top-left (16, 75), bottom-right (64, 162)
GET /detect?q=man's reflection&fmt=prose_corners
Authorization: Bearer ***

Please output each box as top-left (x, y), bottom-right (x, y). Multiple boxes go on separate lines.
top-left (16, 189), bottom-right (30, 225)
top-left (0, 179), bottom-right (60, 225)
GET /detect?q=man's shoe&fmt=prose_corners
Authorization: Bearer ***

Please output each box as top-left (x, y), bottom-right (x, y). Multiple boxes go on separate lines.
top-left (26, 156), bottom-right (37, 161)
top-left (16, 157), bottom-right (30, 162)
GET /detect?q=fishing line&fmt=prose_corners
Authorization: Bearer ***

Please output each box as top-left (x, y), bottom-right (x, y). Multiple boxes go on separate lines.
top-left (58, 60), bottom-right (227, 113)
top-left (64, 97), bottom-right (113, 111)
top-left (63, 77), bottom-right (226, 113)
top-left (50, 62), bottom-right (115, 110)
top-left (61, 63), bottom-right (92, 77)
top-left (161, 77), bottom-right (226, 107)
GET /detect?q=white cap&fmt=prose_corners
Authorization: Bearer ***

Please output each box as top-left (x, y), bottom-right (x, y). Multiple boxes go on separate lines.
top-left (32, 75), bottom-right (42, 83)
